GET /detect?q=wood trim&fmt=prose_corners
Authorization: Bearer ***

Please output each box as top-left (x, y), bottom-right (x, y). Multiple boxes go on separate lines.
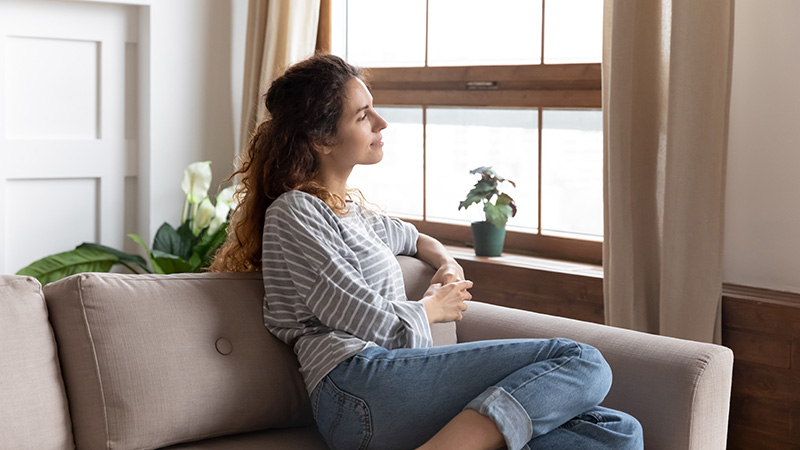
top-left (373, 89), bottom-right (601, 108)
top-left (722, 283), bottom-right (800, 307)
top-left (410, 220), bottom-right (602, 264)
top-left (366, 64), bottom-right (601, 88)
top-left (537, 107), bottom-right (543, 231)
top-left (315, 0), bottom-right (332, 53)
top-left (444, 245), bottom-right (602, 277)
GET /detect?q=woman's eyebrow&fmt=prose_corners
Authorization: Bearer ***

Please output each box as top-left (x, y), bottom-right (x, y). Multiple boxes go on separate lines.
top-left (355, 105), bottom-right (369, 115)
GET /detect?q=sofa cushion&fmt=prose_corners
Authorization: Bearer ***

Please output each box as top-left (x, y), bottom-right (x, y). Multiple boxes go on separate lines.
top-left (162, 427), bottom-right (327, 449)
top-left (44, 272), bottom-right (311, 450)
top-left (0, 275), bottom-right (73, 450)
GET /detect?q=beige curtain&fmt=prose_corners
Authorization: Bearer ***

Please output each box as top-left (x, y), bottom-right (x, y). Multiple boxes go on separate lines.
top-left (602, 0), bottom-right (734, 343)
top-left (239, 0), bottom-right (328, 153)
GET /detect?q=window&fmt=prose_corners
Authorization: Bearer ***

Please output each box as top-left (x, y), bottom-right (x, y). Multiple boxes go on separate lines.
top-left (333, 0), bottom-right (603, 264)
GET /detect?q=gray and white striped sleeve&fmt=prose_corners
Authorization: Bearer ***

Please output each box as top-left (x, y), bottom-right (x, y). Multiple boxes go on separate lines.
top-left (370, 213), bottom-right (419, 256)
top-left (266, 195), bottom-right (432, 349)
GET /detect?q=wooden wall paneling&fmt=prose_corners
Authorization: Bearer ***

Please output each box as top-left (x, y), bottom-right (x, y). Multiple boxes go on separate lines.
top-left (455, 258), bottom-right (604, 324)
top-left (727, 393), bottom-right (794, 441)
top-left (722, 288), bottom-right (800, 448)
top-left (727, 424), bottom-right (798, 450)
top-left (722, 329), bottom-right (792, 369)
top-left (723, 297), bottom-right (800, 337)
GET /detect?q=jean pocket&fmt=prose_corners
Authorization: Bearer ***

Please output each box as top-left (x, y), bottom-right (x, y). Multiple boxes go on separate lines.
top-left (313, 377), bottom-right (372, 450)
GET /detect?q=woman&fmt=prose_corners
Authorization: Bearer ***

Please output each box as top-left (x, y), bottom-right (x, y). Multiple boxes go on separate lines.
top-left (211, 54), bottom-right (643, 450)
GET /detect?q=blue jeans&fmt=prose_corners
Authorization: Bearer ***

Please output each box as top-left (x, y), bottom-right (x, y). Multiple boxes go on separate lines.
top-left (310, 338), bottom-right (643, 450)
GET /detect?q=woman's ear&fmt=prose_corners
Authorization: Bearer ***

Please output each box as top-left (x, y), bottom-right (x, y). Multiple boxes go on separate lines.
top-left (312, 140), bottom-right (332, 155)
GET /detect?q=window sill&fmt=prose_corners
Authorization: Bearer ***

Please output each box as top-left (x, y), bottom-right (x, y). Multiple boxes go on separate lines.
top-left (444, 245), bottom-right (603, 279)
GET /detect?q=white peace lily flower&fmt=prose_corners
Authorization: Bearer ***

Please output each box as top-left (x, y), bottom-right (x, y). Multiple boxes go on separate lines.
top-left (216, 185), bottom-right (237, 210)
top-left (208, 201), bottom-right (231, 234)
top-left (181, 161), bottom-right (212, 204)
top-left (192, 197), bottom-right (216, 235)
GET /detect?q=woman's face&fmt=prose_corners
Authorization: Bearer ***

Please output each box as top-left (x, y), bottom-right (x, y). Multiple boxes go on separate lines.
top-left (323, 78), bottom-right (388, 172)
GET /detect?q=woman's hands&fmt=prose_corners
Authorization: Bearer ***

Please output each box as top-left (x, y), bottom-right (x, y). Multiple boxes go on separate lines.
top-left (430, 260), bottom-right (465, 285)
top-left (420, 279), bottom-right (473, 324)
top-left (414, 233), bottom-right (471, 323)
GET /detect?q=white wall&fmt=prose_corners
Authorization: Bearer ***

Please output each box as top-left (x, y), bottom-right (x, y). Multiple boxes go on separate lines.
top-left (143, 0), bottom-right (247, 241)
top-left (724, 0), bottom-right (800, 293)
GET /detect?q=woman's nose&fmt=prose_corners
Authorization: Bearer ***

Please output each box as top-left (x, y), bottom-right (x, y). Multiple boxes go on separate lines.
top-left (374, 112), bottom-right (388, 131)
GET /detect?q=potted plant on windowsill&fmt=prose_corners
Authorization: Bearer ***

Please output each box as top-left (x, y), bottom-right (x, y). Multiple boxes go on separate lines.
top-left (458, 166), bottom-right (517, 257)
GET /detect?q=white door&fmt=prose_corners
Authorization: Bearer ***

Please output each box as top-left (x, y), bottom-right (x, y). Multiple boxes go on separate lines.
top-left (0, 0), bottom-right (141, 274)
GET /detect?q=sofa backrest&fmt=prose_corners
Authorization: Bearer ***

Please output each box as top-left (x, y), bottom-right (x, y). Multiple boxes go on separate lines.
top-left (0, 275), bottom-right (73, 450)
top-left (41, 256), bottom-right (447, 450)
top-left (44, 271), bottom-right (311, 450)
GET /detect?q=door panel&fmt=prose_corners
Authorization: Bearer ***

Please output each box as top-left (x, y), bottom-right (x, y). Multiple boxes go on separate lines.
top-left (0, 0), bottom-right (140, 274)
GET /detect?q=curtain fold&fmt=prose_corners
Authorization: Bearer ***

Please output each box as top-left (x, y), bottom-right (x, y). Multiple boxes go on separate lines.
top-left (602, 0), bottom-right (734, 343)
top-left (239, 0), bottom-right (325, 155)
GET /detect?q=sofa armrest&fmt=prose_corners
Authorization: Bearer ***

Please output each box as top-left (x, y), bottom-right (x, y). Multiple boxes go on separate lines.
top-left (457, 301), bottom-right (733, 450)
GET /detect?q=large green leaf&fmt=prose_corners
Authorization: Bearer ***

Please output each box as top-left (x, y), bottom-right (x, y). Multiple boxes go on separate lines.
top-left (484, 202), bottom-right (513, 229)
top-left (16, 247), bottom-right (118, 286)
top-left (460, 180), bottom-right (497, 211)
top-left (192, 223), bottom-right (228, 268)
top-left (78, 242), bottom-right (151, 273)
top-left (496, 193), bottom-right (517, 216)
top-left (152, 222), bottom-right (196, 260)
top-left (151, 250), bottom-right (195, 274)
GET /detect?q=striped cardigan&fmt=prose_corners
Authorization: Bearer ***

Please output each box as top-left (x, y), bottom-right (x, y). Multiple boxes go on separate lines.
top-left (261, 190), bottom-right (433, 394)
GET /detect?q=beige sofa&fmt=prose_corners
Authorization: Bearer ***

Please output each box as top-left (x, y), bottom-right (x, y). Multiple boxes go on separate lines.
top-left (1, 256), bottom-right (733, 450)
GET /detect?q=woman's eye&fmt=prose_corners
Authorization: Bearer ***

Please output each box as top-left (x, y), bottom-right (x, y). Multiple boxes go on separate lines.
top-left (358, 113), bottom-right (368, 121)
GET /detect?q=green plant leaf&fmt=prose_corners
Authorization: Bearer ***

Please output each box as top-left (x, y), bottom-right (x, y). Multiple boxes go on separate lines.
top-left (77, 242), bottom-right (151, 273)
top-left (151, 250), bottom-right (194, 274)
top-left (152, 222), bottom-right (197, 260)
top-left (188, 252), bottom-right (203, 271)
top-left (484, 202), bottom-right (513, 229)
top-left (16, 247), bottom-right (118, 286)
top-left (128, 234), bottom-right (165, 274)
top-left (193, 222), bottom-right (228, 267)
top-left (469, 166), bottom-right (496, 177)
top-left (460, 180), bottom-right (497, 210)
top-left (496, 193), bottom-right (517, 217)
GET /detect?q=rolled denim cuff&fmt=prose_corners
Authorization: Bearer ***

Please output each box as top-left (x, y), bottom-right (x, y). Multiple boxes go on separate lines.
top-left (465, 386), bottom-right (532, 450)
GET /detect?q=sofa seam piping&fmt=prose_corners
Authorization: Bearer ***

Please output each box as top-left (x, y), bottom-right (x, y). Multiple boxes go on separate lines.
top-left (684, 351), bottom-right (715, 449)
top-left (77, 275), bottom-right (112, 450)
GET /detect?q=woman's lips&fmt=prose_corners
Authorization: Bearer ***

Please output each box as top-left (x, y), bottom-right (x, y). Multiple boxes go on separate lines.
top-left (371, 139), bottom-right (384, 147)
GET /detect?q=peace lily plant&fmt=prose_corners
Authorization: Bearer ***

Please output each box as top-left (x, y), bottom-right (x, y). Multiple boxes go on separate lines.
top-left (17, 161), bottom-right (237, 285)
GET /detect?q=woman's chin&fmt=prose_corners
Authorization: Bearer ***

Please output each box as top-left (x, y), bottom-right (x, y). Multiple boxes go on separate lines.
top-left (365, 149), bottom-right (384, 165)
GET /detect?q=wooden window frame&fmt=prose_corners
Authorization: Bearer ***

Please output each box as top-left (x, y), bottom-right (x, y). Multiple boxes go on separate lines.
top-left (367, 63), bottom-right (603, 265)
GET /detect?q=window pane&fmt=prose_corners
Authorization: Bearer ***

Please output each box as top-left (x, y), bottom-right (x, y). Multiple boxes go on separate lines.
top-left (349, 107), bottom-right (424, 218)
top-left (330, 0), bottom-right (348, 59)
top-left (543, 0), bottom-right (603, 63)
top-left (428, 0), bottom-right (542, 66)
top-left (342, 0), bottom-right (426, 67)
top-left (426, 108), bottom-right (538, 231)
top-left (541, 109), bottom-right (603, 237)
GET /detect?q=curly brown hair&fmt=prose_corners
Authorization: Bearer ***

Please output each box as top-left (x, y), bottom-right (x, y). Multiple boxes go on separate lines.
top-left (209, 53), bottom-right (363, 272)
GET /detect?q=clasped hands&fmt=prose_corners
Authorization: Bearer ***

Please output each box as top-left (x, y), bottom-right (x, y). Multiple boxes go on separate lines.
top-left (421, 261), bottom-right (472, 324)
